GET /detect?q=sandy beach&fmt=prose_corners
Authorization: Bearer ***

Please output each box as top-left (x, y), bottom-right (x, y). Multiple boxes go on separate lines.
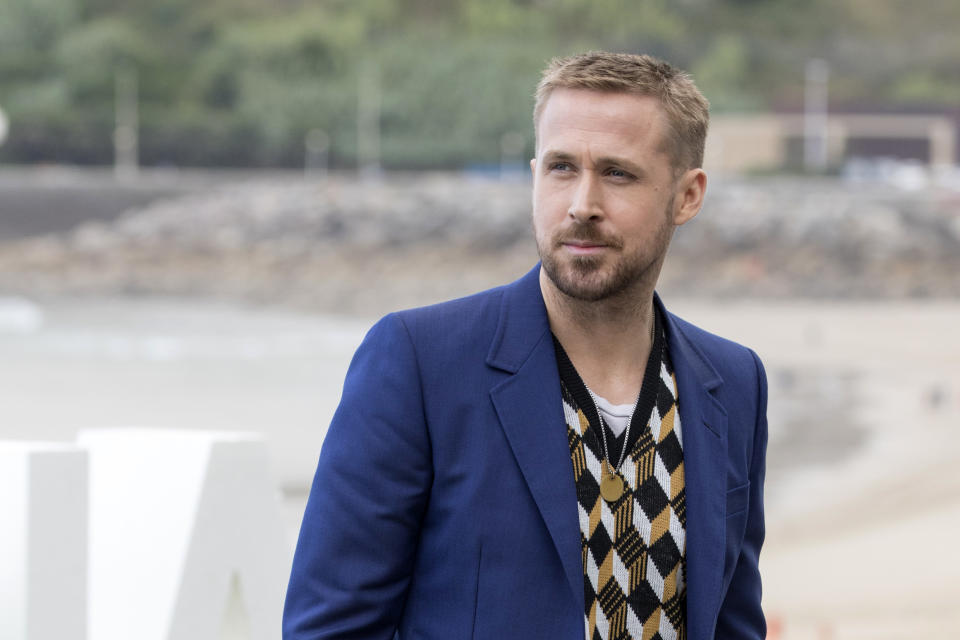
top-left (664, 299), bottom-right (960, 638)
top-left (2, 293), bottom-right (957, 637)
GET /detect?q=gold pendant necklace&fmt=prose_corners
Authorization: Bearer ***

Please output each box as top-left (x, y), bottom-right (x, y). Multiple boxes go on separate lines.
top-left (589, 390), bottom-right (633, 504)
top-left (599, 465), bottom-right (624, 501)
top-left (587, 307), bottom-right (655, 504)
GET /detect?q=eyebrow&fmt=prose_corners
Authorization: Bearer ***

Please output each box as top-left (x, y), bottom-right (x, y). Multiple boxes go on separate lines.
top-left (540, 150), bottom-right (648, 178)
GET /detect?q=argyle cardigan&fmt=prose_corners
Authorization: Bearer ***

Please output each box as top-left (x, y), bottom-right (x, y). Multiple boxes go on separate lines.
top-left (554, 318), bottom-right (687, 640)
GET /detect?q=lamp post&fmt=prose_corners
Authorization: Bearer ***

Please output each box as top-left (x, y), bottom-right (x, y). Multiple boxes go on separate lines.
top-left (803, 58), bottom-right (829, 173)
top-left (114, 66), bottom-right (139, 181)
top-left (305, 129), bottom-right (330, 180)
top-left (357, 60), bottom-right (381, 180)
top-left (0, 105), bottom-right (8, 148)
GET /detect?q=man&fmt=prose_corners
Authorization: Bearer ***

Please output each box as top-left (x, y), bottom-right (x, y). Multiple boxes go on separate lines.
top-left (284, 51), bottom-right (767, 640)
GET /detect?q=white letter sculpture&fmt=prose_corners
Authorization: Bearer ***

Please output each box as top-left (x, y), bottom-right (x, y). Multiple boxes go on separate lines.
top-left (79, 429), bottom-right (289, 640)
top-left (0, 442), bottom-right (88, 640)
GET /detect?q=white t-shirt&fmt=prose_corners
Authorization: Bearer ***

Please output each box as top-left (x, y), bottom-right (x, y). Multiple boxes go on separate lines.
top-left (593, 394), bottom-right (635, 437)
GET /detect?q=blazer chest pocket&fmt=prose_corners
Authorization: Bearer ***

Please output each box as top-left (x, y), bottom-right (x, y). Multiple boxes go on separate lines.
top-left (725, 481), bottom-right (750, 519)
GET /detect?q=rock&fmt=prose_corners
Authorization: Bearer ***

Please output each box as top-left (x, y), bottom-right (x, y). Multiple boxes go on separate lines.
top-left (0, 173), bottom-right (958, 312)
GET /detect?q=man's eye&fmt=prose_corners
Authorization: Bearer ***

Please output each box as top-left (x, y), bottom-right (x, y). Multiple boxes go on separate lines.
top-left (550, 162), bottom-right (572, 172)
top-left (607, 168), bottom-right (630, 179)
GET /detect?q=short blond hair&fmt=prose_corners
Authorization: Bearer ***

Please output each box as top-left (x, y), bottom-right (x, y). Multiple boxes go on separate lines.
top-left (534, 51), bottom-right (710, 172)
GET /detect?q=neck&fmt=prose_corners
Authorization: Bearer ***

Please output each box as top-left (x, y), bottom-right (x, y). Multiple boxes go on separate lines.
top-left (540, 267), bottom-right (657, 404)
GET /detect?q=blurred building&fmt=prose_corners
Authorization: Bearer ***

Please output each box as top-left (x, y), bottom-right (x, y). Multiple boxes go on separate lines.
top-left (706, 113), bottom-right (957, 173)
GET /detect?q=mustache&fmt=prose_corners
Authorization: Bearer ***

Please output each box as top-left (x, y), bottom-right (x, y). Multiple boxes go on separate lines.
top-left (553, 223), bottom-right (623, 249)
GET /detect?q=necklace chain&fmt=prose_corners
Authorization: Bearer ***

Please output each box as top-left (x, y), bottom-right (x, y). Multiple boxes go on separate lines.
top-left (586, 309), bottom-right (656, 478)
top-left (587, 387), bottom-right (636, 476)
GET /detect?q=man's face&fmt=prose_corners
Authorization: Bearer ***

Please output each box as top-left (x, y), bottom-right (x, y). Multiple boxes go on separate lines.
top-left (531, 88), bottom-right (701, 302)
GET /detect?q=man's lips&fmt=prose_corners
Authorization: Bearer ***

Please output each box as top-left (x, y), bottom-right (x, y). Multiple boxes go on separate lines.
top-left (561, 241), bottom-right (609, 255)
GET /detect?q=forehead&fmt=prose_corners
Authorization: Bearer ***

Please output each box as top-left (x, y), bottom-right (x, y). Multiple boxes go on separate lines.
top-left (536, 88), bottom-right (671, 160)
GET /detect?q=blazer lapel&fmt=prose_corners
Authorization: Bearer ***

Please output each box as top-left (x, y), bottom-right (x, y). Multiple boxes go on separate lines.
top-left (660, 299), bottom-right (729, 640)
top-left (483, 272), bottom-right (732, 632)
top-left (487, 266), bottom-right (584, 610)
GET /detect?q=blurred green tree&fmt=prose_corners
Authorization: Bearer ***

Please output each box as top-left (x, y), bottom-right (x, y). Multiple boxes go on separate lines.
top-left (0, 0), bottom-right (956, 168)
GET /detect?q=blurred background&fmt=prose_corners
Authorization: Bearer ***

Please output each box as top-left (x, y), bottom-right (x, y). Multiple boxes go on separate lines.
top-left (1, 0), bottom-right (958, 638)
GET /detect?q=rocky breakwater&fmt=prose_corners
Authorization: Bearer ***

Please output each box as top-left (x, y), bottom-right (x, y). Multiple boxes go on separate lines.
top-left (0, 174), bottom-right (536, 313)
top-left (0, 173), bottom-right (957, 314)
top-left (664, 176), bottom-right (960, 298)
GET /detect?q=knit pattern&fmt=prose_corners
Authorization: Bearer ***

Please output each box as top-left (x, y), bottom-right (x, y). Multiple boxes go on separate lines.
top-left (561, 347), bottom-right (686, 640)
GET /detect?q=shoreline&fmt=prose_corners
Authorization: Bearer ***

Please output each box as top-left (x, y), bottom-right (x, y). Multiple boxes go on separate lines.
top-left (2, 293), bottom-right (958, 637)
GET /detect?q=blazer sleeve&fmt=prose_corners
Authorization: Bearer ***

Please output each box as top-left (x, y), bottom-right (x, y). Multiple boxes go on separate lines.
top-left (283, 313), bottom-right (432, 639)
top-left (715, 349), bottom-right (769, 639)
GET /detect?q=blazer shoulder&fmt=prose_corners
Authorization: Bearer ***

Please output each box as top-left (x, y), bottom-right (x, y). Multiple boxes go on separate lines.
top-left (388, 282), bottom-right (508, 352)
top-left (667, 311), bottom-right (765, 387)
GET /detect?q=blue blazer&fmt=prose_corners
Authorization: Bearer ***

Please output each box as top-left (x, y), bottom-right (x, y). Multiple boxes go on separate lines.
top-left (284, 265), bottom-right (767, 639)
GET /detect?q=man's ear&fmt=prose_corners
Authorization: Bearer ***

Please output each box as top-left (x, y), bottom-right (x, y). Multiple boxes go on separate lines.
top-left (529, 157), bottom-right (537, 176)
top-left (672, 168), bottom-right (707, 227)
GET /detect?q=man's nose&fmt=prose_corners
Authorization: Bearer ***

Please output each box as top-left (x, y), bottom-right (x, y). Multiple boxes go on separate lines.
top-left (567, 173), bottom-right (603, 222)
